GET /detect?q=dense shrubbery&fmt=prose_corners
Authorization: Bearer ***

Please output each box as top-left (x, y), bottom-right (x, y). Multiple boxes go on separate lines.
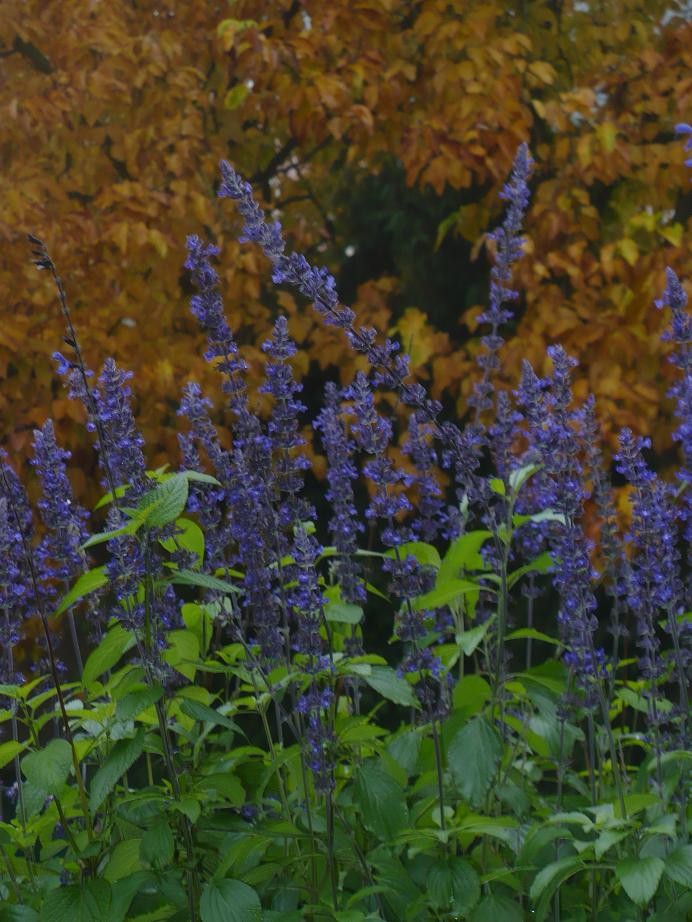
top-left (0, 134), bottom-right (690, 920)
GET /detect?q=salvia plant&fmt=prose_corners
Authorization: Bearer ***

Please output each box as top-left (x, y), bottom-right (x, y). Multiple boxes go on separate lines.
top-left (0, 132), bottom-right (690, 922)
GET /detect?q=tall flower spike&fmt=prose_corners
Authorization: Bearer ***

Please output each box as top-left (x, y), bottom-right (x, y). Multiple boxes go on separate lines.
top-left (314, 382), bottom-right (365, 605)
top-left (615, 429), bottom-right (688, 731)
top-left (654, 268), bottom-right (691, 547)
top-left (470, 143), bottom-right (533, 419)
top-left (404, 411), bottom-right (447, 542)
top-left (261, 316), bottom-right (313, 527)
top-left (31, 420), bottom-right (89, 588)
top-left (93, 359), bottom-right (147, 498)
top-left (0, 497), bottom-right (29, 684)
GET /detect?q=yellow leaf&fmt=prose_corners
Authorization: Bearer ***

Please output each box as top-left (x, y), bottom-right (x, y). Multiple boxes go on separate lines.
top-left (529, 61), bottom-right (555, 85)
top-left (224, 84), bottom-right (250, 111)
top-left (597, 122), bottom-right (618, 153)
top-left (659, 224), bottom-right (683, 247)
top-left (618, 239), bottom-right (638, 267)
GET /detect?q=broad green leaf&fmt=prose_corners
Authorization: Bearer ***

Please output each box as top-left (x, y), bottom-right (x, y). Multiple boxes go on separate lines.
top-left (508, 463), bottom-right (541, 494)
top-left (55, 566), bottom-right (107, 617)
top-left (181, 470), bottom-right (221, 486)
top-left (40, 880), bottom-right (111, 922)
top-left (163, 629), bottom-right (200, 680)
top-left (448, 716), bottom-right (501, 807)
top-left (616, 856), bottom-right (664, 906)
top-left (428, 858), bottom-right (480, 915)
top-left (182, 603), bottom-right (214, 656)
top-left (83, 624), bottom-right (135, 689)
top-left (22, 739), bottom-right (72, 796)
top-left (387, 730), bottom-right (421, 776)
top-left (361, 665), bottom-right (419, 708)
top-left (456, 616), bottom-right (495, 656)
top-left (354, 762), bottom-right (408, 841)
top-left (134, 473), bottom-right (189, 527)
top-left (664, 844), bottom-right (692, 888)
top-left (89, 729), bottom-right (146, 811)
top-left (383, 541), bottom-right (441, 569)
top-left (0, 907), bottom-right (40, 921)
top-left (140, 818), bottom-right (175, 868)
top-left (325, 601), bottom-right (363, 624)
top-left (81, 521), bottom-right (138, 549)
top-left (0, 739), bottom-right (28, 770)
top-left (507, 552), bottom-right (553, 589)
top-left (159, 517), bottom-right (205, 565)
top-left (452, 674), bottom-right (491, 717)
top-left (413, 577), bottom-right (483, 612)
top-left (180, 698), bottom-right (242, 732)
top-left (489, 477), bottom-right (506, 496)
top-left (170, 569), bottom-right (240, 594)
top-left (529, 856), bottom-right (583, 916)
top-left (437, 530), bottom-right (492, 584)
top-left (115, 686), bottom-right (164, 722)
top-left (103, 839), bottom-right (143, 883)
top-left (200, 879), bottom-right (261, 922)
top-left (471, 892), bottom-right (523, 922)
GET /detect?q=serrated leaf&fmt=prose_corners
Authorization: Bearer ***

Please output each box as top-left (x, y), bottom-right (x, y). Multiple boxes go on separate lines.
top-left (413, 577), bottom-right (483, 611)
top-left (200, 879), bottom-right (261, 922)
top-left (55, 566), bottom-right (107, 617)
top-left (448, 716), bottom-right (502, 807)
top-left (471, 892), bottom-right (523, 922)
top-left (616, 856), bottom-right (664, 906)
top-left (140, 818), bottom-right (174, 868)
top-left (354, 762), bottom-right (408, 841)
top-left (22, 739), bottom-right (72, 796)
top-left (437, 530), bottom-right (492, 584)
top-left (325, 601), bottom-right (363, 624)
top-left (89, 729), bottom-right (146, 811)
top-left (428, 858), bottom-right (480, 915)
top-left (170, 569), bottom-right (240, 593)
top-left (40, 880), bottom-right (112, 922)
top-left (0, 739), bottom-right (28, 770)
top-left (83, 624), bottom-right (136, 689)
top-left (361, 665), bottom-right (419, 707)
top-left (159, 517), bottom-right (205, 566)
top-left (134, 474), bottom-right (189, 528)
top-left (664, 844), bottom-right (692, 888)
top-left (115, 686), bottom-right (164, 722)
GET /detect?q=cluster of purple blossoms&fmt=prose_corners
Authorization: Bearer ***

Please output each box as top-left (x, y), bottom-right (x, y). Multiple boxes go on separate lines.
top-left (260, 317), bottom-right (313, 528)
top-left (313, 382), bottom-right (365, 605)
top-left (517, 347), bottom-right (606, 693)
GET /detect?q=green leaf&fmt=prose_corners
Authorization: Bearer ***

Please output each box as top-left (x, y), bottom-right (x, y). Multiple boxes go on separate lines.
top-left (0, 907), bottom-right (39, 921)
top-left (437, 530), bottom-right (492, 584)
top-left (170, 570), bottom-right (240, 594)
top-left (616, 856), bottom-right (665, 906)
top-left (489, 478), bottom-right (506, 496)
top-left (448, 716), bottom-right (502, 807)
top-left (89, 729), bottom-right (146, 811)
top-left (159, 518), bottom-right (205, 566)
top-left (55, 567), bottom-right (107, 617)
top-left (529, 856), bottom-right (583, 918)
top-left (180, 698), bottom-right (242, 732)
top-left (115, 686), bottom-right (164, 722)
top-left (507, 552), bottom-right (553, 589)
top-left (453, 674), bottom-right (491, 718)
top-left (0, 739), bottom-right (28, 770)
top-left (200, 879), bottom-right (261, 922)
top-left (140, 818), bottom-right (175, 869)
top-left (664, 844), bottom-right (692, 888)
top-left (456, 616), bottom-right (495, 656)
top-left (83, 624), bottom-right (136, 690)
top-left (428, 858), bottom-right (480, 915)
top-left (361, 665), bottom-right (419, 707)
top-left (40, 880), bottom-right (111, 922)
top-left (22, 739), bottom-right (72, 796)
top-left (181, 470), bottom-right (222, 487)
top-left (94, 484), bottom-right (130, 510)
top-left (163, 629), bottom-right (200, 680)
top-left (81, 521), bottom-right (138, 549)
top-left (506, 627), bottom-right (560, 646)
top-left (383, 541), bottom-right (441, 569)
top-left (182, 603), bottom-right (214, 656)
top-left (325, 601), bottom-right (364, 624)
top-left (413, 577), bottom-right (483, 611)
top-left (509, 463), bottom-right (541, 494)
top-left (133, 474), bottom-right (189, 528)
top-left (103, 839), bottom-right (143, 883)
top-left (354, 763), bottom-right (408, 842)
top-left (471, 893), bottom-right (523, 922)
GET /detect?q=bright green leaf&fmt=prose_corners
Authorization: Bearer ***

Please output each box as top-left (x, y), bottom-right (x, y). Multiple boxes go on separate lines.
top-left (200, 879), bottom-right (261, 922)
top-left (89, 729), bottom-right (146, 811)
top-left (22, 739), bottom-right (72, 797)
top-left (616, 856), bottom-right (664, 906)
top-left (448, 716), bottom-right (502, 807)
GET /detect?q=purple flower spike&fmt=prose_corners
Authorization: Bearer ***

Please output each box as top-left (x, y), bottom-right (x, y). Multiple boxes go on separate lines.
top-left (674, 123), bottom-right (692, 173)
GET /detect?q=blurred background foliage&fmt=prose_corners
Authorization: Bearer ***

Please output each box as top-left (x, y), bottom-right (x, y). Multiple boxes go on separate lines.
top-left (1, 0), bottom-right (690, 501)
